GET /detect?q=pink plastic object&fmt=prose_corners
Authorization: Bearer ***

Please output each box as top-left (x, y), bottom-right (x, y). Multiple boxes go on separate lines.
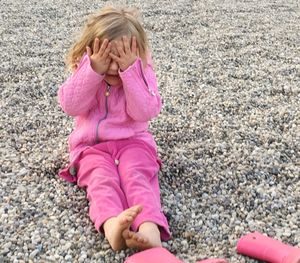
top-left (124, 247), bottom-right (183, 263)
top-left (237, 231), bottom-right (300, 263)
top-left (124, 247), bottom-right (229, 263)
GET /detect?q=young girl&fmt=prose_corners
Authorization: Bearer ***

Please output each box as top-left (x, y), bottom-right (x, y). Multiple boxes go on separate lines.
top-left (57, 6), bottom-right (171, 251)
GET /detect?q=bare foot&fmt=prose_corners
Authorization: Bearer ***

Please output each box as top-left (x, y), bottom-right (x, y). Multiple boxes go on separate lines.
top-left (122, 229), bottom-right (151, 250)
top-left (122, 222), bottom-right (162, 250)
top-left (103, 205), bottom-right (142, 251)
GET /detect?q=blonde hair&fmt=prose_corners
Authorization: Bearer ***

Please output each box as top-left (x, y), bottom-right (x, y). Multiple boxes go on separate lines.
top-left (66, 6), bottom-right (149, 72)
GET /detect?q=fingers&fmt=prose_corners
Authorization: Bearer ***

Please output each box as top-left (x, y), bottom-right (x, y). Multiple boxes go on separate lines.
top-left (93, 38), bottom-right (100, 54)
top-left (109, 41), bottom-right (121, 60)
top-left (131, 36), bottom-right (137, 56)
top-left (92, 36), bottom-right (138, 71)
top-left (86, 46), bottom-right (92, 57)
top-left (123, 36), bottom-right (131, 54)
top-left (99, 39), bottom-right (110, 55)
top-left (103, 42), bottom-right (112, 60)
top-left (109, 52), bottom-right (121, 63)
top-left (115, 39), bottom-right (125, 56)
top-left (131, 36), bottom-right (140, 57)
top-left (92, 36), bottom-right (138, 57)
top-left (105, 55), bottom-right (111, 64)
top-left (92, 38), bottom-right (111, 56)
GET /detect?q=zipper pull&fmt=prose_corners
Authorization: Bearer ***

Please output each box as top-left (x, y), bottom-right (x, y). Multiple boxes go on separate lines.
top-left (105, 84), bottom-right (111, 96)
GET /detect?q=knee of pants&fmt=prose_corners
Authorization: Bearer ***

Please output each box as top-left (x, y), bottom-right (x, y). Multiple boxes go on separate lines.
top-left (77, 158), bottom-right (118, 187)
top-left (118, 152), bottom-right (160, 182)
top-left (118, 164), bottom-right (159, 186)
top-left (87, 172), bottom-right (120, 192)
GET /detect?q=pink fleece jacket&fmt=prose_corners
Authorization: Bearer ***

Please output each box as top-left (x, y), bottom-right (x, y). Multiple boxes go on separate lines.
top-left (58, 54), bottom-right (162, 182)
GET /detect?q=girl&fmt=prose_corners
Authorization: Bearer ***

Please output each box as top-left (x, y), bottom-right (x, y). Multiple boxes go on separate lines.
top-left (57, 6), bottom-right (171, 251)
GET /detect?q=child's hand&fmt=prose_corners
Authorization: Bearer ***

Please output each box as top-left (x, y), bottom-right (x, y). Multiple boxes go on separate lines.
top-left (86, 38), bottom-right (112, 75)
top-left (109, 36), bottom-right (139, 71)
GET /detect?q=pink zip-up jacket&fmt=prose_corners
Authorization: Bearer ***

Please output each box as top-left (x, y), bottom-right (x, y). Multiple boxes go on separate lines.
top-left (58, 54), bottom-right (162, 182)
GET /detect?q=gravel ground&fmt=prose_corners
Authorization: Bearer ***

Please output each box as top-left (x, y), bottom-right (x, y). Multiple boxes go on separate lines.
top-left (1, 0), bottom-right (300, 262)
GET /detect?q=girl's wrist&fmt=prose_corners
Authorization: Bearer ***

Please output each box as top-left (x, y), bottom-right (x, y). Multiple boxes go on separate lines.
top-left (120, 57), bottom-right (138, 72)
top-left (90, 61), bottom-right (106, 75)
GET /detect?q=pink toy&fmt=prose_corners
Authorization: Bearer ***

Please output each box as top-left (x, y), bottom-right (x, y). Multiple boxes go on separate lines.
top-left (124, 247), bottom-right (228, 263)
top-left (124, 247), bottom-right (182, 263)
top-left (237, 231), bottom-right (300, 263)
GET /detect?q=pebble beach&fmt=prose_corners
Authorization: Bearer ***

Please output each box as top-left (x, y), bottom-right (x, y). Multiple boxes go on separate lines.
top-left (1, 0), bottom-right (299, 262)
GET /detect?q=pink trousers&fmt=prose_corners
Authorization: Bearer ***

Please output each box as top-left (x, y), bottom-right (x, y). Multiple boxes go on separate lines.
top-left (76, 138), bottom-right (171, 241)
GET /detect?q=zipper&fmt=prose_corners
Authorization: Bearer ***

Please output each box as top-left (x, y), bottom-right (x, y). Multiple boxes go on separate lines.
top-left (95, 83), bottom-right (111, 143)
top-left (139, 61), bottom-right (156, 96)
top-left (139, 60), bottom-right (149, 88)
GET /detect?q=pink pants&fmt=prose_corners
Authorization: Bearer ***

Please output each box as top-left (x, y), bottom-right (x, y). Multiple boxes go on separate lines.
top-left (76, 138), bottom-right (171, 241)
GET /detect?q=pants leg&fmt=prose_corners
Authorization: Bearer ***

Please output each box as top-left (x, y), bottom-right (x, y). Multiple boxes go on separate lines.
top-left (117, 144), bottom-right (171, 241)
top-left (76, 145), bottom-right (128, 232)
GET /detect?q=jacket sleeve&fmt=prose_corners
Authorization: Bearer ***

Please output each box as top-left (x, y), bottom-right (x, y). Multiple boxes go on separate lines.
top-left (57, 54), bottom-right (104, 116)
top-left (119, 55), bottom-right (162, 122)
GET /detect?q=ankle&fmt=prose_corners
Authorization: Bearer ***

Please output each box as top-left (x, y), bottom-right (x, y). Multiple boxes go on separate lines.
top-left (139, 222), bottom-right (160, 232)
top-left (138, 222), bottom-right (162, 247)
top-left (103, 217), bottom-right (117, 238)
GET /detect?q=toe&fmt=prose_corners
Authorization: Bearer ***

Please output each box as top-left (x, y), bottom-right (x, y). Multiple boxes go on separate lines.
top-left (140, 236), bottom-right (148, 243)
top-left (135, 235), bottom-right (142, 242)
top-left (120, 217), bottom-right (130, 225)
top-left (127, 212), bottom-right (136, 218)
top-left (134, 233), bottom-right (147, 243)
top-left (122, 229), bottom-right (136, 240)
top-left (126, 215), bottom-right (134, 221)
top-left (128, 231), bottom-right (134, 239)
top-left (132, 205), bottom-right (143, 213)
top-left (122, 229), bottom-right (130, 239)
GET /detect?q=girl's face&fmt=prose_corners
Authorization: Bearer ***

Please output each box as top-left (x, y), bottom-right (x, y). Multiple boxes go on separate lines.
top-left (104, 43), bottom-right (122, 86)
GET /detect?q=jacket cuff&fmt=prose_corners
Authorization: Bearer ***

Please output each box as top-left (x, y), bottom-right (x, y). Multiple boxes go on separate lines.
top-left (118, 57), bottom-right (141, 80)
top-left (77, 53), bottom-right (105, 80)
top-left (119, 58), bottom-right (156, 96)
